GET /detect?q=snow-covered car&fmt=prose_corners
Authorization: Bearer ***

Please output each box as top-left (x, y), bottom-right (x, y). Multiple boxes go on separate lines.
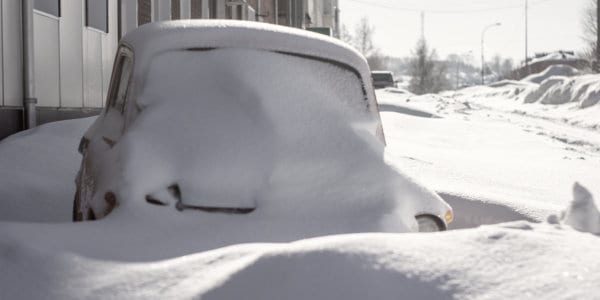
top-left (371, 71), bottom-right (397, 89)
top-left (72, 20), bottom-right (453, 232)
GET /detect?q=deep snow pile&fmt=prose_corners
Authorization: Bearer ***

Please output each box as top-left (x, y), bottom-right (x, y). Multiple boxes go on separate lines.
top-left (442, 69), bottom-right (600, 130)
top-left (0, 97), bottom-right (598, 299)
top-left (0, 113), bottom-right (598, 299)
top-left (522, 64), bottom-right (580, 84)
top-left (0, 118), bottom-right (94, 222)
top-left (2, 215), bottom-right (599, 299)
top-left (524, 73), bottom-right (600, 108)
top-left (558, 183), bottom-right (600, 234)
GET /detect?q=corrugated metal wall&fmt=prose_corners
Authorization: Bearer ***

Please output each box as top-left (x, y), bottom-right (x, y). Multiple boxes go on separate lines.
top-left (31, 0), bottom-right (119, 109)
top-left (1, 1), bottom-right (23, 107)
top-left (1, 0), bottom-right (274, 110)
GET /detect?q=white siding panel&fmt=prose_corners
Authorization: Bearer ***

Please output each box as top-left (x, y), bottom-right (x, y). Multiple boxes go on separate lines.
top-left (0, 2), bottom-right (4, 106)
top-left (217, 0), bottom-right (226, 18)
top-left (121, 0), bottom-right (138, 38)
top-left (202, 0), bottom-right (209, 19)
top-left (2, 1), bottom-right (22, 107)
top-left (155, 0), bottom-right (171, 21)
top-left (84, 30), bottom-right (103, 108)
top-left (101, 0), bottom-right (119, 106)
top-left (181, 0), bottom-right (191, 19)
top-left (59, 0), bottom-right (84, 107)
top-left (33, 13), bottom-right (60, 107)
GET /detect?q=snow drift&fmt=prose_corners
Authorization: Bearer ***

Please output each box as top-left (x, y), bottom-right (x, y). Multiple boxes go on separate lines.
top-left (559, 183), bottom-right (600, 235)
top-left (1, 219), bottom-right (599, 299)
top-left (522, 64), bottom-right (580, 84)
top-left (524, 74), bottom-right (600, 108)
top-left (0, 118), bottom-right (94, 222)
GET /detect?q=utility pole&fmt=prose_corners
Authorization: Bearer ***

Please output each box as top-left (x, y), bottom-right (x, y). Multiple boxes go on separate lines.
top-left (481, 22), bottom-right (501, 85)
top-left (596, 0), bottom-right (600, 72)
top-left (420, 11), bottom-right (425, 40)
top-left (334, 0), bottom-right (340, 38)
top-left (525, 0), bottom-right (529, 75)
top-left (22, 0), bottom-right (37, 129)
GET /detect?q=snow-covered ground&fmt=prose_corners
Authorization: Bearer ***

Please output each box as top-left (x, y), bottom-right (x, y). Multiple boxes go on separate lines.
top-left (378, 81), bottom-right (600, 228)
top-left (1, 67), bottom-right (600, 298)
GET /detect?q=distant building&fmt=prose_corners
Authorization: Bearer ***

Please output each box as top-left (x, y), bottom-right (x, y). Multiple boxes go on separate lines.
top-left (512, 50), bottom-right (589, 80)
top-left (0, 0), bottom-right (339, 140)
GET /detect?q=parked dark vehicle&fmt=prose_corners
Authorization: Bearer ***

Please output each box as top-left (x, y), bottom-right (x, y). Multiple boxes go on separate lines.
top-left (371, 71), bottom-right (397, 89)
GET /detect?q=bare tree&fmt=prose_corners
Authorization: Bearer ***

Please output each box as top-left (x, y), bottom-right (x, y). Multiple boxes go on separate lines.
top-left (582, 0), bottom-right (597, 60)
top-left (339, 24), bottom-right (353, 45)
top-left (345, 16), bottom-right (386, 70)
top-left (490, 55), bottom-right (514, 80)
top-left (500, 58), bottom-right (514, 79)
top-left (353, 16), bottom-right (375, 57)
top-left (408, 39), bottom-right (449, 95)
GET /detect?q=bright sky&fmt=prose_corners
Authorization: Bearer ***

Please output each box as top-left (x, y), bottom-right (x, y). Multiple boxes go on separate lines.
top-left (340, 0), bottom-right (589, 64)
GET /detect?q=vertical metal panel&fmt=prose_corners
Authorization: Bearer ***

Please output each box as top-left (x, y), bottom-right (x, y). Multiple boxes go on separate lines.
top-left (201, 0), bottom-right (209, 19)
top-left (2, 1), bottom-right (23, 106)
top-left (216, 0), bottom-right (226, 18)
top-left (180, 0), bottom-right (191, 19)
top-left (33, 12), bottom-right (60, 107)
top-left (83, 30), bottom-right (103, 107)
top-left (59, 0), bottom-right (84, 107)
top-left (120, 0), bottom-right (137, 37)
top-left (0, 2), bottom-right (4, 106)
top-left (102, 0), bottom-right (119, 106)
top-left (155, 0), bottom-right (171, 21)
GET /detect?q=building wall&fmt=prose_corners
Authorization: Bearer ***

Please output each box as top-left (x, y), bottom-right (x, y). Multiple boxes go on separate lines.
top-left (0, 0), bottom-right (336, 140)
top-left (1, 1), bottom-right (23, 107)
top-left (31, 0), bottom-right (119, 109)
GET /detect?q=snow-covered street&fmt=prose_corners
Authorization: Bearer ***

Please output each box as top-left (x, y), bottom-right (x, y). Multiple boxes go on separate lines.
top-left (378, 82), bottom-right (600, 229)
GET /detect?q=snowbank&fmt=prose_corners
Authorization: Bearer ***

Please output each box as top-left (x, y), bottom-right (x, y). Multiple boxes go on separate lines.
top-left (523, 74), bottom-right (600, 108)
top-left (522, 64), bottom-right (580, 84)
top-left (1, 220), bottom-right (599, 299)
top-left (558, 183), bottom-right (600, 235)
top-left (0, 118), bottom-right (94, 222)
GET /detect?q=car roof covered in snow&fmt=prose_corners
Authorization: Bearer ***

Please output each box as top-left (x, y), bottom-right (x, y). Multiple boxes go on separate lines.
top-left (121, 20), bottom-right (370, 80)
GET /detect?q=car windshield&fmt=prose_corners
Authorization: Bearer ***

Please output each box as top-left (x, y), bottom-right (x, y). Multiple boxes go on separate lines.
top-left (138, 48), bottom-right (370, 114)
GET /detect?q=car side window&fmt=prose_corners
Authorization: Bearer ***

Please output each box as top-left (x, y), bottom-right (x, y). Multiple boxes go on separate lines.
top-left (107, 48), bottom-right (133, 112)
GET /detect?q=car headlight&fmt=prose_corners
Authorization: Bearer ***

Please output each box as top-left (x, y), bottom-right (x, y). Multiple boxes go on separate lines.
top-left (444, 210), bottom-right (454, 224)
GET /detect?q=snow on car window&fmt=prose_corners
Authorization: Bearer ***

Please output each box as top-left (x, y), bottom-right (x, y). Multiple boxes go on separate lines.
top-left (116, 48), bottom-right (417, 228)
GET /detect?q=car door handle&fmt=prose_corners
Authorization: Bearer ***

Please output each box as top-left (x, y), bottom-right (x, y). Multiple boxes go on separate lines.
top-left (102, 136), bottom-right (117, 148)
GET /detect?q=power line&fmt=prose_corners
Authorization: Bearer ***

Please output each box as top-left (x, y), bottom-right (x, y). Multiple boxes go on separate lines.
top-left (344, 0), bottom-right (557, 14)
